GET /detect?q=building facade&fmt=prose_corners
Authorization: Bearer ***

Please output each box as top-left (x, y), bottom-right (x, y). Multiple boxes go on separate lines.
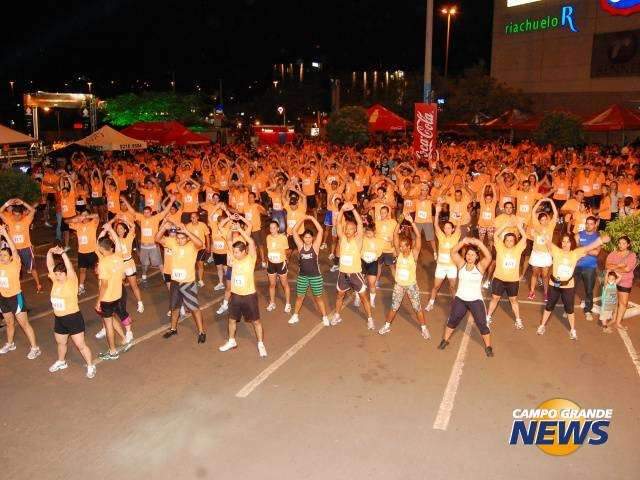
top-left (491, 0), bottom-right (640, 115)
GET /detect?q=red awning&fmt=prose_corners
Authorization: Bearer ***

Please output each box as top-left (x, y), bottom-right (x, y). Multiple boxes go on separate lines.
top-left (121, 121), bottom-right (210, 145)
top-left (367, 104), bottom-right (410, 132)
top-left (583, 104), bottom-right (640, 132)
top-left (480, 109), bottom-right (532, 130)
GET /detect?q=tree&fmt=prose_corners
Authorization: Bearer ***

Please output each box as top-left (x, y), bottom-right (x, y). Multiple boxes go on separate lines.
top-left (327, 106), bottom-right (370, 146)
top-left (0, 170), bottom-right (40, 205)
top-left (534, 112), bottom-right (584, 148)
top-left (102, 92), bottom-right (210, 127)
top-left (605, 216), bottom-right (640, 256)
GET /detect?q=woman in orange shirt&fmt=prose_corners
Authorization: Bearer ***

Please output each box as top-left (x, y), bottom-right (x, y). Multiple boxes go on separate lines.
top-left (46, 246), bottom-right (96, 379)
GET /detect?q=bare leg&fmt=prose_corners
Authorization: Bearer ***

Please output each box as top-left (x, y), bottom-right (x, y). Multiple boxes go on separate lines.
top-left (54, 332), bottom-right (68, 362)
top-left (191, 308), bottom-right (205, 334)
top-left (127, 276), bottom-right (143, 303)
top-left (251, 320), bottom-right (264, 342)
top-left (15, 312), bottom-right (37, 348)
top-left (70, 332), bottom-right (93, 365)
top-left (279, 274), bottom-right (291, 305)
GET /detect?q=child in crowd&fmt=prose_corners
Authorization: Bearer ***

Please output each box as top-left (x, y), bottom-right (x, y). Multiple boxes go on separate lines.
top-left (599, 271), bottom-right (619, 334)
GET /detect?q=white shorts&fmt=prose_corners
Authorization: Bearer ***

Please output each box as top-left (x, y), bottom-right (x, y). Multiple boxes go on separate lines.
top-left (434, 263), bottom-right (457, 280)
top-left (529, 251), bottom-right (552, 268)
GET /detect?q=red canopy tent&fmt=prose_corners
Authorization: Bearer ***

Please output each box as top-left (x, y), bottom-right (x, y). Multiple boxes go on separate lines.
top-left (480, 109), bottom-right (532, 130)
top-left (121, 121), bottom-right (210, 145)
top-left (367, 104), bottom-right (410, 133)
top-left (582, 104), bottom-right (640, 132)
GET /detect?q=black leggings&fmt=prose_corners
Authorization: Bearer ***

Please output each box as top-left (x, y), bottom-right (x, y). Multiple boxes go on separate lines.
top-left (447, 297), bottom-right (490, 335)
top-left (545, 285), bottom-right (575, 314)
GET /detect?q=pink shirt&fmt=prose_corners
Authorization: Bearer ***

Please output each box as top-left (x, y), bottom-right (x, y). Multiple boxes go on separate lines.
top-left (606, 250), bottom-right (637, 288)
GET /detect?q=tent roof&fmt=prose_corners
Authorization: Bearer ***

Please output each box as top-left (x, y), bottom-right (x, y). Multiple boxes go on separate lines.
top-left (367, 104), bottom-right (409, 133)
top-left (121, 121), bottom-right (210, 145)
top-left (480, 109), bottom-right (531, 130)
top-left (75, 125), bottom-right (147, 151)
top-left (583, 104), bottom-right (640, 132)
top-left (0, 124), bottom-right (35, 145)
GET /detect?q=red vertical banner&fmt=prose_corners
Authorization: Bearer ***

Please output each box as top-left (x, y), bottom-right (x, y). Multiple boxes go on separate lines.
top-left (413, 103), bottom-right (438, 160)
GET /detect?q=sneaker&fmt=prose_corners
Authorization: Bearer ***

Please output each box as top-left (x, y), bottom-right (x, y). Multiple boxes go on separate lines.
top-left (213, 283), bottom-right (225, 291)
top-left (425, 300), bottom-right (435, 312)
top-left (266, 302), bottom-right (276, 312)
top-left (78, 285), bottom-right (86, 296)
top-left (197, 332), bottom-right (207, 344)
top-left (197, 280), bottom-right (205, 288)
top-left (86, 365), bottom-right (97, 379)
top-left (585, 312), bottom-right (593, 322)
top-left (330, 314), bottom-right (342, 326)
top-left (486, 315), bottom-right (493, 327)
top-left (98, 351), bottom-right (119, 361)
top-left (284, 303), bottom-right (291, 313)
top-left (49, 360), bottom-right (68, 373)
top-left (328, 253), bottom-right (335, 260)
top-left (163, 329), bottom-right (178, 339)
top-left (137, 301), bottom-right (144, 313)
top-left (95, 327), bottom-right (106, 339)
top-left (320, 243), bottom-right (327, 250)
top-left (527, 291), bottom-right (535, 300)
top-left (219, 339), bottom-right (238, 352)
top-left (0, 342), bottom-right (16, 354)
top-left (167, 310), bottom-right (172, 317)
top-left (27, 347), bottom-right (41, 360)
top-left (367, 317), bottom-right (375, 330)
top-left (536, 325), bottom-right (546, 336)
top-left (421, 325), bottom-right (431, 340)
top-left (378, 323), bottom-right (391, 335)
top-left (569, 329), bottom-right (577, 341)
top-left (261, 262), bottom-right (267, 269)
top-left (483, 280), bottom-right (491, 290)
top-left (257, 341), bottom-right (267, 358)
top-left (353, 296), bottom-right (361, 308)
top-left (288, 314), bottom-right (299, 325)
top-left (515, 318), bottom-right (524, 330)
top-left (124, 330), bottom-right (134, 344)
top-left (603, 326), bottom-right (612, 334)
top-left (322, 316), bottom-right (330, 327)
top-left (485, 346), bottom-right (494, 357)
top-left (216, 302), bottom-right (228, 315)
top-left (437, 339), bottom-right (449, 350)
top-left (329, 265), bottom-right (339, 272)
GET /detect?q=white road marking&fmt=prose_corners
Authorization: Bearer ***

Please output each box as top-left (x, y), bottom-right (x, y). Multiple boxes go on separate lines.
top-left (617, 328), bottom-right (640, 379)
top-left (433, 315), bottom-right (473, 431)
top-left (236, 321), bottom-right (326, 398)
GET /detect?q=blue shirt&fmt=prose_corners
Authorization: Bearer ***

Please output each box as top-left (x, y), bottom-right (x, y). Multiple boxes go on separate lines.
top-left (576, 230), bottom-right (599, 269)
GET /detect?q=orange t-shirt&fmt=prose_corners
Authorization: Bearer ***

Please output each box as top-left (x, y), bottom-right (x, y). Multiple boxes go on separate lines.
top-left (2, 213), bottom-right (34, 249)
top-left (0, 257), bottom-right (21, 297)
top-left (69, 219), bottom-right (98, 254)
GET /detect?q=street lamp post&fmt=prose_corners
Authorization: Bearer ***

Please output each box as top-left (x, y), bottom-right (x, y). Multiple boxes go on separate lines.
top-left (87, 81), bottom-right (93, 94)
top-left (277, 106), bottom-right (286, 126)
top-left (441, 6), bottom-right (458, 78)
top-left (423, 0), bottom-right (434, 103)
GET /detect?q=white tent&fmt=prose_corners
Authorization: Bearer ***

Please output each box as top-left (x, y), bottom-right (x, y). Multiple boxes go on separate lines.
top-left (75, 125), bottom-right (147, 151)
top-left (0, 124), bottom-right (35, 145)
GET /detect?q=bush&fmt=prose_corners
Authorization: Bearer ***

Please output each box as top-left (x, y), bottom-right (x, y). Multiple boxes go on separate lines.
top-left (0, 170), bottom-right (40, 206)
top-left (534, 112), bottom-right (584, 148)
top-left (327, 106), bottom-right (370, 146)
top-left (604, 215), bottom-right (640, 255)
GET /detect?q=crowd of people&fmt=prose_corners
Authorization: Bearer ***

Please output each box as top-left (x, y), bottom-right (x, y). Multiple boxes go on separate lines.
top-left (0, 139), bottom-right (637, 378)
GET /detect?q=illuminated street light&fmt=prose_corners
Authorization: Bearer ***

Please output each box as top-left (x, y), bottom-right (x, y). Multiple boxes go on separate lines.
top-left (441, 6), bottom-right (458, 78)
top-left (87, 81), bottom-right (93, 93)
top-left (273, 80), bottom-right (279, 89)
top-left (277, 106), bottom-right (286, 126)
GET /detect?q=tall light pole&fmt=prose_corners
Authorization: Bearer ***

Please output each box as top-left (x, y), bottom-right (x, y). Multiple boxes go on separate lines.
top-left (87, 81), bottom-right (93, 94)
top-left (423, 0), bottom-right (434, 102)
top-left (9, 80), bottom-right (15, 96)
top-left (277, 106), bottom-right (286, 126)
top-left (441, 6), bottom-right (458, 78)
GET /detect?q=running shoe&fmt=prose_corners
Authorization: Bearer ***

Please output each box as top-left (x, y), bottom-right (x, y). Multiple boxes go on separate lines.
top-left (353, 296), bottom-right (361, 308)
top-left (437, 339), bottom-right (449, 350)
top-left (78, 285), bottom-right (86, 296)
top-left (95, 327), bottom-right (106, 339)
top-left (219, 339), bottom-right (238, 352)
top-left (378, 323), bottom-right (391, 335)
top-left (485, 346), bottom-right (494, 357)
top-left (124, 330), bottom-right (134, 344)
top-left (137, 301), bottom-right (144, 313)
top-left (527, 291), bottom-right (535, 300)
top-left (197, 280), bottom-right (205, 288)
top-left (0, 342), bottom-right (16, 354)
top-left (569, 329), bottom-right (577, 341)
top-left (433, 253), bottom-right (438, 262)
top-left (266, 302), bottom-right (276, 312)
top-left (163, 329), bottom-right (178, 339)
top-left (284, 303), bottom-right (291, 313)
top-left (515, 318), bottom-right (524, 330)
top-left (536, 325), bottom-right (546, 336)
top-left (330, 314), bottom-right (342, 326)
top-left (213, 283), bottom-right (225, 291)
top-left (257, 341), bottom-right (267, 358)
top-left (288, 314), bottom-right (299, 325)
top-left (216, 302), bottom-right (228, 315)
top-left (86, 365), bottom-right (97, 379)
top-left (98, 351), bottom-right (119, 361)
top-left (425, 300), bottom-right (435, 312)
top-left (322, 316), bottom-right (330, 327)
top-left (585, 312), bottom-right (593, 322)
top-left (120, 341), bottom-right (134, 353)
top-left (197, 332), bottom-right (207, 344)
top-left (421, 325), bottom-right (431, 340)
top-left (49, 360), bottom-right (68, 373)
top-left (367, 317), bottom-right (375, 330)
top-left (329, 265), bottom-right (339, 272)
top-left (27, 347), bottom-right (41, 360)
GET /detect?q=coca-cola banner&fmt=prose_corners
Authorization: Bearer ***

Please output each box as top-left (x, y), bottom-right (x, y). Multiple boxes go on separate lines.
top-left (413, 103), bottom-right (438, 160)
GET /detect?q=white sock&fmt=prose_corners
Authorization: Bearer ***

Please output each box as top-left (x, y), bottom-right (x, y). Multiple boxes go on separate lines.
top-left (222, 299), bottom-right (228, 307)
top-left (370, 293), bottom-right (376, 304)
top-left (142, 274), bottom-right (147, 280)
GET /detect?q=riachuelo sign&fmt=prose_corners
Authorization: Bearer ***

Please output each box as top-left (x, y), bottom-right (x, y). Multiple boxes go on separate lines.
top-left (504, 4), bottom-right (578, 35)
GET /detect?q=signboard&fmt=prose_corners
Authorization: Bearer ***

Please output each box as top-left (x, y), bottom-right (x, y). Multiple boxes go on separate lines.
top-left (508, 0), bottom-right (541, 6)
top-left (504, 5), bottom-right (578, 35)
top-left (413, 103), bottom-right (437, 161)
top-left (591, 28), bottom-right (640, 77)
top-left (600, 0), bottom-right (640, 16)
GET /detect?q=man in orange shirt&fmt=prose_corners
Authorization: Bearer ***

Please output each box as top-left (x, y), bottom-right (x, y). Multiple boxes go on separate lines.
top-left (0, 199), bottom-right (42, 292)
top-left (67, 212), bottom-right (100, 295)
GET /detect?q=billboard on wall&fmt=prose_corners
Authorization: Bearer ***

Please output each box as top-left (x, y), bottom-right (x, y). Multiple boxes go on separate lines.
top-left (591, 28), bottom-right (640, 77)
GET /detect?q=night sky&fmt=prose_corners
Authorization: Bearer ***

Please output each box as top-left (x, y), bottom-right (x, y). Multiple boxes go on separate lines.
top-left (0, 0), bottom-right (492, 98)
